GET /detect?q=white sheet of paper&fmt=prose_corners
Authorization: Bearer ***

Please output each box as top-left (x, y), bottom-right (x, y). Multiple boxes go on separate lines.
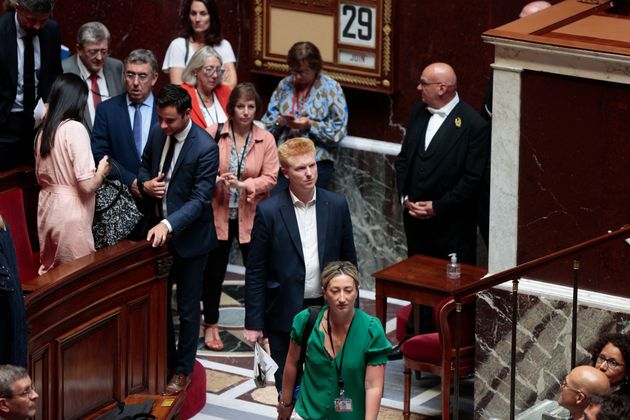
top-left (255, 341), bottom-right (278, 377)
top-left (33, 98), bottom-right (46, 128)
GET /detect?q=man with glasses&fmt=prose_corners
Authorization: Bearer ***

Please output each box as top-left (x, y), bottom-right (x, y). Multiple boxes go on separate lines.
top-left (0, 0), bottom-right (62, 171)
top-left (62, 21), bottom-right (125, 131)
top-left (559, 365), bottom-right (610, 420)
top-left (0, 364), bottom-right (38, 420)
top-left (391, 63), bottom-right (489, 356)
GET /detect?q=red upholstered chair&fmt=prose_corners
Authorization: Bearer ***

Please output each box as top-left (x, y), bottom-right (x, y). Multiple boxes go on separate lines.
top-left (396, 303), bottom-right (413, 344)
top-left (401, 295), bottom-right (476, 420)
top-left (0, 188), bottom-right (39, 284)
top-left (178, 360), bottom-right (206, 419)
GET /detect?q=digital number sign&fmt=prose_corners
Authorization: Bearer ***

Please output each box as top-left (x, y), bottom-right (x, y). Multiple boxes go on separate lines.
top-left (251, 0), bottom-right (395, 93)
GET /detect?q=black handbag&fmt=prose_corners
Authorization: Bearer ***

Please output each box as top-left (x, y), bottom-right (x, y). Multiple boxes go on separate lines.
top-left (92, 163), bottom-right (142, 250)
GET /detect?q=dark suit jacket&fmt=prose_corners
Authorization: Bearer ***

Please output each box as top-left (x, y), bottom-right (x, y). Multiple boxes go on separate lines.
top-left (395, 100), bottom-right (490, 260)
top-left (92, 93), bottom-right (158, 188)
top-left (395, 100), bottom-right (489, 217)
top-left (0, 11), bottom-right (61, 125)
top-left (244, 188), bottom-right (357, 333)
top-left (137, 121), bottom-right (219, 259)
top-left (62, 55), bottom-right (125, 131)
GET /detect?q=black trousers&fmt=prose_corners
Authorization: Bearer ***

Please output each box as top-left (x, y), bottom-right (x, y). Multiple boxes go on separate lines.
top-left (166, 249), bottom-right (208, 375)
top-left (202, 218), bottom-right (249, 325)
top-left (268, 295), bottom-right (325, 393)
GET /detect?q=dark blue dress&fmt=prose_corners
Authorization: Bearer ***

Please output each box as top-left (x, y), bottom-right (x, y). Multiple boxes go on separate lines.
top-left (0, 221), bottom-right (28, 367)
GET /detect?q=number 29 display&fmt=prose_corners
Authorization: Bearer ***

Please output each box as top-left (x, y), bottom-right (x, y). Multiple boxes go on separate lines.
top-left (252, 0), bottom-right (395, 93)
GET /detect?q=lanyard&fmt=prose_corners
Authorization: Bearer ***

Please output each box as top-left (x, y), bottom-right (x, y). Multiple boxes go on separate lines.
top-left (196, 87), bottom-right (219, 125)
top-left (230, 126), bottom-right (252, 180)
top-left (327, 310), bottom-right (356, 390)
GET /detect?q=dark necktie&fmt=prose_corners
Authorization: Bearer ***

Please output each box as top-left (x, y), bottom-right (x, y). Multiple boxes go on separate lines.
top-left (158, 137), bottom-right (176, 218)
top-left (22, 34), bottom-right (35, 115)
top-left (132, 103), bottom-right (143, 159)
top-left (90, 74), bottom-right (101, 109)
top-left (161, 136), bottom-right (176, 176)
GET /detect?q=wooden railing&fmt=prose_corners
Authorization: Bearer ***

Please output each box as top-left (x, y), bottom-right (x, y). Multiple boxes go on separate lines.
top-left (451, 225), bottom-right (630, 420)
top-left (0, 167), bottom-right (173, 419)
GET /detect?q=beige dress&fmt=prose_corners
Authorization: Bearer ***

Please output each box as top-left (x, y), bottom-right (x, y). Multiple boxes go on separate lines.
top-left (35, 119), bottom-right (96, 274)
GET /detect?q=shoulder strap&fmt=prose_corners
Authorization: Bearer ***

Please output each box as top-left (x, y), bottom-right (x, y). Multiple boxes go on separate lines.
top-left (299, 305), bottom-right (322, 366)
top-left (184, 37), bottom-right (189, 63)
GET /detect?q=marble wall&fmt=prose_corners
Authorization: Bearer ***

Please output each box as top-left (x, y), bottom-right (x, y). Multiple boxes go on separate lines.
top-left (475, 287), bottom-right (630, 419)
top-left (332, 141), bottom-right (406, 290)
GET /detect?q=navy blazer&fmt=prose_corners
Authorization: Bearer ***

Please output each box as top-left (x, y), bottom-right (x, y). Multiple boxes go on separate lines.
top-left (0, 11), bottom-right (62, 125)
top-left (92, 93), bottom-right (158, 187)
top-left (244, 188), bottom-right (357, 333)
top-left (137, 121), bottom-right (219, 259)
top-left (395, 100), bottom-right (489, 218)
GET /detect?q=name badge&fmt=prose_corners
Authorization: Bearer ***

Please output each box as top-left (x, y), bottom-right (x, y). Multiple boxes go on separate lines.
top-left (334, 389), bottom-right (353, 412)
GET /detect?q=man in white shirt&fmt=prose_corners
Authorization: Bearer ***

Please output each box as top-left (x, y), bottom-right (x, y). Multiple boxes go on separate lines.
top-left (62, 21), bottom-right (125, 131)
top-left (0, 0), bottom-right (61, 170)
top-left (138, 84), bottom-right (218, 396)
top-left (244, 137), bottom-right (357, 392)
top-left (392, 63), bottom-right (489, 350)
top-left (395, 62), bottom-right (490, 265)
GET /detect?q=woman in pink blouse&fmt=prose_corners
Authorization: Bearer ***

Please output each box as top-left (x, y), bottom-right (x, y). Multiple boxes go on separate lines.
top-left (203, 83), bottom-right (278, 350)
top-left (35, 74), bottom-right (110, 274)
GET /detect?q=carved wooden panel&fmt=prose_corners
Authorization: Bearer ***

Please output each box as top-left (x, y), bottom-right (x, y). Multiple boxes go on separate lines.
top-left (127, 296), bottom-right (151, 394)
top-left (59, 313), bottom-right (120, 419)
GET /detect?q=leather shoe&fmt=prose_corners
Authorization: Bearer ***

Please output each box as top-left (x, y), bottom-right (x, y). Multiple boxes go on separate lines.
top-left (387, 344), bottom-right (403, 361)
top-left (162, 373), bottom-right (191, 396)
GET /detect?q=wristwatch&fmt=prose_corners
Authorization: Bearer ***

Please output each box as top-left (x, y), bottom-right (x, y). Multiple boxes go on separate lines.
top-left (278, 396), bottom-right (294, 407)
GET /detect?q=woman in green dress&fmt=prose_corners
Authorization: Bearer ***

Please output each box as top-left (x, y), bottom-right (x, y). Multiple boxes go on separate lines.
top-left (278, 261), bottom-right (392, 419)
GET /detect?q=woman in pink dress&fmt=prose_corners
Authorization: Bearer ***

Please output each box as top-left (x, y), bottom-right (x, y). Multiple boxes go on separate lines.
top-left (35, 74), bottom-right (111, 274)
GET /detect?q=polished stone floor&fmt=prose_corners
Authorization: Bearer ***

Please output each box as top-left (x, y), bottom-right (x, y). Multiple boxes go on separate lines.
top-left (187, 265), bottom-right (474, 419)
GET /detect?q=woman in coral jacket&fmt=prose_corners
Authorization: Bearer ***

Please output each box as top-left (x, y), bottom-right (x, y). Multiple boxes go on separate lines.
top-left (202, 83), bottom-right (278, 351)
top-left (180, 46), bottom-right (231, 134)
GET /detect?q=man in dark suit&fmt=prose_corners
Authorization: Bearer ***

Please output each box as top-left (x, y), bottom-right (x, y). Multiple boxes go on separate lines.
top-left (92, 49), bottom-right (158, 199)
top-left (62, 21), bottom-right (125, 131)
top-left (395, 62), bottom-right (489, 264)
top-left (137, 84), bottom-right (218, 396)
top-left (392, 63), bottom-right (489, 356)
top-left (244, 137), bottom-right (357, 392)
top-left (0, 0), bottom-right (61, 171)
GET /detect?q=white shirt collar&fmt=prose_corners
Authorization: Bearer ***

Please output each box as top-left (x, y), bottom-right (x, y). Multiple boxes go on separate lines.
top-left (289, 187), bottom-right (316, 207)
top-left (77, 55), bottom-right (105, 80)
top-left (14, 13), bottom-right (27, 38)
top-left (432, 92), bottom-right (460, 117)
top-left (127, 92), bottom-right (154, 108)
top-left (174, 118), bottom-right (193, 142)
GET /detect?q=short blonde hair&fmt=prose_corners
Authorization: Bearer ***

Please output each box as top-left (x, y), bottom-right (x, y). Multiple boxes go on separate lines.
top-left (277, 137), bottom-right (316, 168)
top-left (321, 261), bottom-right (360, 290)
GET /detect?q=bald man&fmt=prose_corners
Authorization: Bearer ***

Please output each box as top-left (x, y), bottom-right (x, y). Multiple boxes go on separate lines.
top-left (559, 365), bottom-right (610, 420)
top-left (519, 1), bottom-right (552, 18)
top-left (395, 62), bottom-right (490, 265)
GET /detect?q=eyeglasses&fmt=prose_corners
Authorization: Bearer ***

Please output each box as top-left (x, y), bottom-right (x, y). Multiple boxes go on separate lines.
top-left (418, 80), bottom-right (443, 87)
top-left (125, 72), bottom-right (151, 82)
top-left (11, 386), bottom-right (36, 399)
top-left (596, 354), bottom-right (624, 369)
top-left (201, 66), bottom-right (225, 76)
top-left (84, 48), bottom-right (110, 58)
